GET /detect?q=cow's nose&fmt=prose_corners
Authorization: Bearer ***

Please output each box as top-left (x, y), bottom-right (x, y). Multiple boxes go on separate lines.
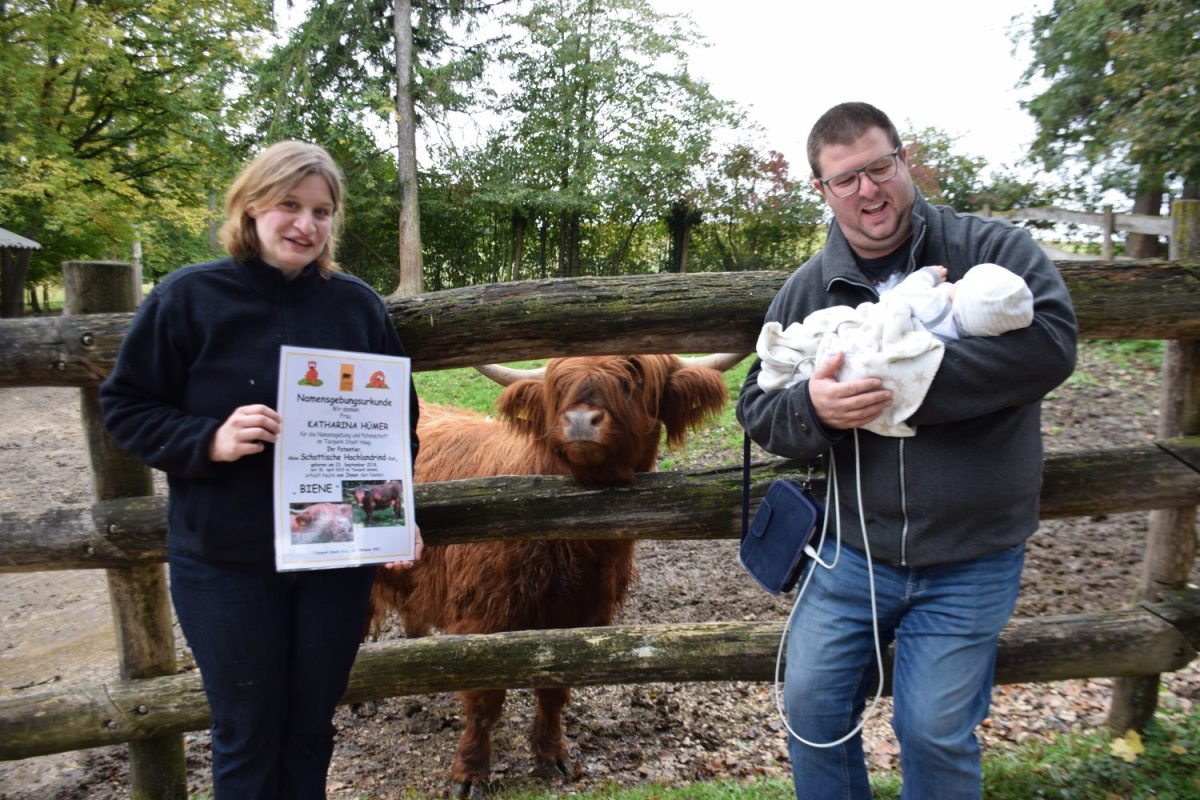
top-left (564, 409), bottom-right (604, 440)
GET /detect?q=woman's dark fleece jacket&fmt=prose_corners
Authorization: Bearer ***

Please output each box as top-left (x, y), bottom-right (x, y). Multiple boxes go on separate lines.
top-left (737, 191), bottom-right (1077, 568)
top-left (100, 256), bottom-right (420, 570)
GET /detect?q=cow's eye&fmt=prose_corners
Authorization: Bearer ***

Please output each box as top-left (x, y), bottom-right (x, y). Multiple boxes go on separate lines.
top-left (624, 361), bottom-right (645, 389)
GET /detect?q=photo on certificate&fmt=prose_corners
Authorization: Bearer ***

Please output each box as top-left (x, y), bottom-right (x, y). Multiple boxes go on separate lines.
top-left (274, 345), bottom-right (416, 572)
top-left (346, 479), bottom-right (406, 527)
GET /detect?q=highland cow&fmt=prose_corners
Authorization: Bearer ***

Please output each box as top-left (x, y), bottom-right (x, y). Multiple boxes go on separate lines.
top-left (371, 353), bottom-right (741, 797)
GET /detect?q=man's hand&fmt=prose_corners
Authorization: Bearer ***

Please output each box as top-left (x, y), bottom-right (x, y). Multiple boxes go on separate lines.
top-left (808, 351), bottom-right (892, 430)
top-left (209, 404), bottom-right (282, 462)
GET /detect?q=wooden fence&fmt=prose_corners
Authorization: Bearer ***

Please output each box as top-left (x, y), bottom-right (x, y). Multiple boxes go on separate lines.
top-left (982, 203), bottom-right (1174, 261)
top-left (1, 201), bottom-right (1199, 799)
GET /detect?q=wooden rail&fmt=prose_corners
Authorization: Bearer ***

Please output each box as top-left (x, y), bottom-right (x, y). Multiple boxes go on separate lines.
top-left (3, 439), bottom-right (1199, 572)
top-left (1, 261), bottom-right (1199, 385)
top-left (3, 588), bottom-right (1197, 761)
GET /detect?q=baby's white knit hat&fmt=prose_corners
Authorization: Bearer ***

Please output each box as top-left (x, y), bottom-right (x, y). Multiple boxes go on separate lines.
top-left (952, 263), bottom-right (1034, 337)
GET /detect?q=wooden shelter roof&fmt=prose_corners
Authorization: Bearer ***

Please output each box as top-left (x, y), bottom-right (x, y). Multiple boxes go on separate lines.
top-left (0, 228), bottom-right (41, 249)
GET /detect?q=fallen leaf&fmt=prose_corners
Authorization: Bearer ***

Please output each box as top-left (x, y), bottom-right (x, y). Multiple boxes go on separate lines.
top-left (1109, 729), bottom-right (1145, 763)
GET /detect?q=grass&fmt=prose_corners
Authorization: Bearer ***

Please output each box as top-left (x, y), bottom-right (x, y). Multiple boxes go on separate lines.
top-left (974, 706), bottom-right (1200, 800)
top-left (478, 779), bottom-right (796, 800)
top-left (1062, 339), bottom-right (1163, 390)
top-left (316, 706), bottom-right (1197, 800)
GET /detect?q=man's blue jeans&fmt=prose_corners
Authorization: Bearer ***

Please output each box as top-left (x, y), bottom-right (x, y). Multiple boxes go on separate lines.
top-left (169, 552), bottom-right (375, 799)
top-left (784, 537), bottom-right (1025, 800)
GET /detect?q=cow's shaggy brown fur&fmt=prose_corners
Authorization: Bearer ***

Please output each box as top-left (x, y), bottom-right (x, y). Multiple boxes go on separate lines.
top-left (370, 355), bottom-right (730, 796)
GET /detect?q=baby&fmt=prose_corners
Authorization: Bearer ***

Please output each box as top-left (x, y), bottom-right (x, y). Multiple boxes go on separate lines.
top-left (886, 263), bottom-right (1033, 341)
top-left (756, 263), bottom-right (1033, 437)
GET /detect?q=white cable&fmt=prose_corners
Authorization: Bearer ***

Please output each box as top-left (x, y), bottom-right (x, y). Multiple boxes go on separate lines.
top-left (772, 429), bottom-right (887, 748)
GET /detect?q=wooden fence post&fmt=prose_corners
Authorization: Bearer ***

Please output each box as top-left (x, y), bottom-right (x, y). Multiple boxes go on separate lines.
top-left (1107, 199), bottom-right (1200, 733)
top-left (1102, 204), bottom-right (1115, 261)
top-left (62, 261), bottom-right (186, 799)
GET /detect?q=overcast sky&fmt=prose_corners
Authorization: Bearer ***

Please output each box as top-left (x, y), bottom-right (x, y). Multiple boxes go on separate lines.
top-left (275, 0), bottom-right (1054, 177)
top-left (652, 0), bottom-right (1054, 177)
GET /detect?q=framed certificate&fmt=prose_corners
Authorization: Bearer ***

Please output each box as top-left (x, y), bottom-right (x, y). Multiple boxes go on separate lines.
top-left (274, 345), bottom-right (416, 571)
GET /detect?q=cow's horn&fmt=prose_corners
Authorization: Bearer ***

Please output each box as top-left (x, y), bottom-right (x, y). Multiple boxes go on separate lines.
top-left (474, 363), bottom-right (546, 386)
top-left (678, 352), bottom-right (749, 372)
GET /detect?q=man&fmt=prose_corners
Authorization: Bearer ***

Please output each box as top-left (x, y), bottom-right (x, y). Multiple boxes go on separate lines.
top-left (736, 102), bottom-right (1077, 798)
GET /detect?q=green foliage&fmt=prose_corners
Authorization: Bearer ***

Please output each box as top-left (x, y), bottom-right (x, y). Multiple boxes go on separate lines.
top-left (0, 0), bottom-right (1048, 308)
top-left (1082, 339), bottom-right (1163, 373)
top-left (0, 0), bottom-right (270, 289)
top-left (1017, 0), bottom-right (1200, 196)
top-left (412, 362), bottom-right (523, 414)
top-left (247, 0), bottom-right (498, 292)
top-left (251, 0), bottom-right (490, 141)
top-left (689, 143), bottom-right (825, 272)
top-left (976, 709), bottom-right (1200, 800)
top-left (904, 127), bottom-right (988, 212)
top-left (972, 169), bottom-right (1070, 227)
top-left (900, 127), bottom-right (1073, 219)
top-left (473, 0), bottom-right (736, 278)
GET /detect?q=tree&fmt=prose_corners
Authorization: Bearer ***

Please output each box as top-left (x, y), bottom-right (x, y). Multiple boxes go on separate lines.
top-left (1017, 0), bottom-right (1200, 256)
top-left (491, 0), bottom-right (731, 277)
top-left (254, 0), bottom-right (494, 295)
top-left (664, 199), bottom-right (701, 273)
top-left (903, 127), bottom-right (987, 212)
top-left (0, 0), bottom-right (269, 315)
top-left (688, 143), bottom-right (823, 272)
top-left (394, 0), bottom-right (422, 296)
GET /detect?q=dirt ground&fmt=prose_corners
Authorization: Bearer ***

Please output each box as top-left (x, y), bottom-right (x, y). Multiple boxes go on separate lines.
top-left (1, 344), bottom-right (1198, 799)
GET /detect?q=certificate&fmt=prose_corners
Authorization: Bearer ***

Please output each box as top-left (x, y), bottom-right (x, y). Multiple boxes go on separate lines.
top-left (274, 345), bottom-right (416, 571)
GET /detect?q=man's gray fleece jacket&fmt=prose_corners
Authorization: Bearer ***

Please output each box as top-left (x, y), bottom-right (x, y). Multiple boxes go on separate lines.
top-left (736, 192), bottom-right (1078, 568)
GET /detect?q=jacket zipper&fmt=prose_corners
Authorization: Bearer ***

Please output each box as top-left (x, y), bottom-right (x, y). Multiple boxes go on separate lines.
top-left (898, 437), bottom-right (909, 566)
top-left (896, 222), bottom-right (923, 567)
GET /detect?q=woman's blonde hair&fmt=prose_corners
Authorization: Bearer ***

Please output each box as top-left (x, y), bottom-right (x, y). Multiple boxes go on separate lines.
top-left (219, 141), bottom-right (345, 277)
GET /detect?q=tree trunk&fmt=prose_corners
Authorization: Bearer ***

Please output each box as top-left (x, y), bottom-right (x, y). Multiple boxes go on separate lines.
top-left (208, 193), bottom-right (221, 254)
top-left (569, 212), bottom-right (582, 276)
top-left (1127, 170), bottom-right (1165, 258)
top-left (510, 210), bottom-right (526, 281)
top-left (666, 200), bottom-right (700, 274)
top-left (392, 0), bottom-right (423, 298)
top-left (27, 286), bottom-right (40, 314)
top-left (538, 215), bottom-right (549, 278)
top-left (557, 210), bottom-right (581, 277)
top-left (678, 221), bottom-right (692, 274)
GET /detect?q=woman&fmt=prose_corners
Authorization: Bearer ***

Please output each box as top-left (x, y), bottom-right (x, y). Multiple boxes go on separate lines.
top-left (100, 141), bottom-right (421, 798)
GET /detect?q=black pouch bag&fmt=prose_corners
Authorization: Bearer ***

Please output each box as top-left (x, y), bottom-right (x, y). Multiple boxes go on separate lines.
top-left (739, 435), bottom-right (825, 595)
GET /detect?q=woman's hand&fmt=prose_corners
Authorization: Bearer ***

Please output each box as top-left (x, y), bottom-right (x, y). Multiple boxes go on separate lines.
top-left (383, 524), bottom-right (423, 570)
top-left (208, 404), bottom-right (282, 462)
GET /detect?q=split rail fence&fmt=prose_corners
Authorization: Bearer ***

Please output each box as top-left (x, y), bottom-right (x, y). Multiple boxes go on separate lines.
top-left (0, 200), bottom-right (1198, 799)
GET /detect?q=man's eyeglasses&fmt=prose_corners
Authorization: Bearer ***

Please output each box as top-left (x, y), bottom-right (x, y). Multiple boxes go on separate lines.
top-left (817, 148), bottom-right (902, 198)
